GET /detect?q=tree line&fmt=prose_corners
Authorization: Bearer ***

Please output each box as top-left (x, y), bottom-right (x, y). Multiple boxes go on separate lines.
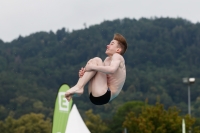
top-left (0, 17), bottom-right (200, 131)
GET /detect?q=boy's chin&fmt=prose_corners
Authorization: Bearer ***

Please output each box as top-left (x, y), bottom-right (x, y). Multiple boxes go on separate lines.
top-left (105, 52), bottom-right (112, 56)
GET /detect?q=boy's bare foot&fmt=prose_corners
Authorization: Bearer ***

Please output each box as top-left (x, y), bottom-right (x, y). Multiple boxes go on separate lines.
top-left (65, 86), bottom-right (84, 101)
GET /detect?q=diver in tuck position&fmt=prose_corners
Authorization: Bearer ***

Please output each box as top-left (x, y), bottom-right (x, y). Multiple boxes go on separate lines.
top-left (65, 33), bottom-right (127, 105)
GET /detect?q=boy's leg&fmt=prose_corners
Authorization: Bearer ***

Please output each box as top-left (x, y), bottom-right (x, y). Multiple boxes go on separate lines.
top-left (65, 57), bottom-right (104, 101)
top-left (88, 58), bottom-right (108, 97)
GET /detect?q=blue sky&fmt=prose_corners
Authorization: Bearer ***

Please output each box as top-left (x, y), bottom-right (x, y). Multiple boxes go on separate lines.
top-left (1, 0), bottom-right (200, 42)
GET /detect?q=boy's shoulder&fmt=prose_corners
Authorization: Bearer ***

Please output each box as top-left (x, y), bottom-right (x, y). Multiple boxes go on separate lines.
top-left (113, 53), bottom-right (124, 60)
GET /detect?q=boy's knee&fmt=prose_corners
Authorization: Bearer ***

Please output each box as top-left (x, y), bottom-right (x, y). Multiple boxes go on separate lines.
top-left (87, 57), bottom-right (102, 65)
top-left (93, 57), bottom-right (102, 63)
top-left (87, 59), bottom-right (93, 63)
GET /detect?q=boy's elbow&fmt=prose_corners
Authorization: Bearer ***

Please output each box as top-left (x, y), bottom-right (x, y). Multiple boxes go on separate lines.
top-left (109, 68), bottom-right (116, 74)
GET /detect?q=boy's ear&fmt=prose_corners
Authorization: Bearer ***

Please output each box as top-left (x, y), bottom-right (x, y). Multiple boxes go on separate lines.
top-left (116, 48), bottom-right (122, 53)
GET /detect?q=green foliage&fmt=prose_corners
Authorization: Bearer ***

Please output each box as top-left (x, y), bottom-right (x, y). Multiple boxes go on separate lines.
top-left (83, 101), bottom-right (200, 132)
top-left (0, 17), bottom-right (200, 121)
top-left (84, 109), bottom-right (109, 133)
top-left (123, 103), bottom-right (200, 133)
top-left (109, 101), bottom-right (146, 133)
top-left (0, 113), bottom-right (52, 133)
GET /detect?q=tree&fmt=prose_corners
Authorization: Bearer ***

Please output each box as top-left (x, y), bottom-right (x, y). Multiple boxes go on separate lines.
top-left (123, 103), bottom-right (200, 133)
top-left (84, 109), bottom-right (109, 133)
top-left (0, 113), bottom-right (52, 133)
top-left (109, 101), bottom-right (146, 133)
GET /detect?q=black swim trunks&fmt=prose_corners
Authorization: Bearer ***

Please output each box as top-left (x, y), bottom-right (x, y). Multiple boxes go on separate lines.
top-left (89, 89), bottom-right (111, 105)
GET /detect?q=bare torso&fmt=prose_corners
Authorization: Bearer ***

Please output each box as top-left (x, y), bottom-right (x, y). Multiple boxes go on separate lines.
top-left (104, 55), bottom-right (126, 100)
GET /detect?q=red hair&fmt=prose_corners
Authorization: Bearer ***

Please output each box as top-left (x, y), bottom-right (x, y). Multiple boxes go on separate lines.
top-left (113, 33), bottom-right (127, 55)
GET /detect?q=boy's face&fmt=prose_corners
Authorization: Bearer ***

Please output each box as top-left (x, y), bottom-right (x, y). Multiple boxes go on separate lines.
top-left (105, 40), bottom-right (121, 56)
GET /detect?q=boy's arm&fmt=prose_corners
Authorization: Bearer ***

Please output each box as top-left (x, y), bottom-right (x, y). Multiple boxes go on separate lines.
top-left (86, 54), bottom-right (121, 74)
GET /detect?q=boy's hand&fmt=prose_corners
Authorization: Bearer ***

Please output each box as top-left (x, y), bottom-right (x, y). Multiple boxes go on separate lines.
top-left (79, 67), bottom-right (85, 78)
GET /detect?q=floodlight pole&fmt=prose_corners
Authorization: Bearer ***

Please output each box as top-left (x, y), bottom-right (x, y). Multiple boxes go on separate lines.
top-left (183, 77), bottom-right (195, 133)
top-left (188, 85), bottom-right (191, 117)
